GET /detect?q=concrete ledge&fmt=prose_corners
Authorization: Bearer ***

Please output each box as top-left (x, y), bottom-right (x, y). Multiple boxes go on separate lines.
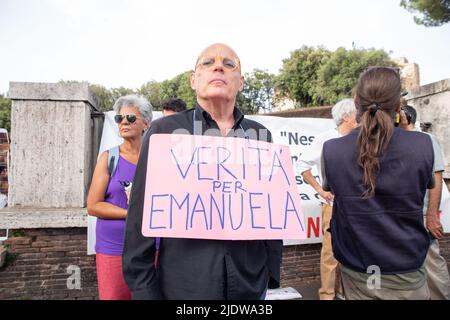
top-left (268, 105), bottom-right (332, 119)
top-left (8, 82), bottom-right (99, 111)
top-left (0, 207), bottom-right (88, 229)
top-left (407, 79), bottom-right (450, 100)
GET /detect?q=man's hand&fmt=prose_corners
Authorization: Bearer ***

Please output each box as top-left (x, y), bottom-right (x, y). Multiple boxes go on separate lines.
top-left (426, 211), bottom-right (444, 239)
top-left (302, 169), bottom-right (335, 204)
top-left (319, 190), bottom-right (334, 205)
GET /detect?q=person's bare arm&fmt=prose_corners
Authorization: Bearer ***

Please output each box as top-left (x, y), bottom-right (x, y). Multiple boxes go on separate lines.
top-left (301, 169), bottom-right (334, 204)
top-left (426, 171), bottom-right (444, 239)
top-left (87, 151), bottom-right (127, 219)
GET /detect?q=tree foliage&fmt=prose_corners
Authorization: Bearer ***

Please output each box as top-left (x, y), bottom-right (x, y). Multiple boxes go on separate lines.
top-left (312, 47), bottom-right (397, 105)
top-left (138, 81), bottom-right (162, 110)
top-left (277, 46), bottom-right (397, 107)
top-left (401, 0), bottom-right (450, 26)
top-left (0, 94), bottom-right (11, 133)
top-left (276, 46), bottom-right (330, 107)
top-left (89, 84), bottom-right (114, 112)
top-left (238, 69), bottom-right (275, 114)
top-left (159, 71), bottom-right (197, 109)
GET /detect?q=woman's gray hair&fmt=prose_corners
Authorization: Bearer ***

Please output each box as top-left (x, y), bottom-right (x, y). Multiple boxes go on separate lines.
top-left (113, 94), bottom-right (153, 124)
top-left (331, 98), bottom-right (356, 126)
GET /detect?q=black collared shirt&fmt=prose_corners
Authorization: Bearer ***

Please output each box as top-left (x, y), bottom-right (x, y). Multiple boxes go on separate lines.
top-left (122, 104), bottom-right (283, 300)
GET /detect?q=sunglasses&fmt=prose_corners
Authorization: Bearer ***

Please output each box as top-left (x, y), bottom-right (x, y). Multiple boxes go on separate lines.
top-left (114, 114), bottom-right (143, 124)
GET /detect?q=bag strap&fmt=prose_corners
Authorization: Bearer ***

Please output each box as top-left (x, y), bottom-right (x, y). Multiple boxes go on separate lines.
top-left (107, 145), bottom-right (120, 177)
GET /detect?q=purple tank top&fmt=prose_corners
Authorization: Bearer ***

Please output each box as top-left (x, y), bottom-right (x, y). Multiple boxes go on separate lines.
top-left (95, 155), bottom-right (136, 256)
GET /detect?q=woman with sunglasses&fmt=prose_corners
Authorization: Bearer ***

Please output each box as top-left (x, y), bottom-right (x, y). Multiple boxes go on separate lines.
top-left (87, 95), bottom-right (152, 300)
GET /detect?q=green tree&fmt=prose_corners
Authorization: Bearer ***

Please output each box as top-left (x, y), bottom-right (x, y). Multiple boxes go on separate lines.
top-left (138, 81), bottom-right (162, 110)
top-left (89, 84), bottom-right (114, 112)
top-left (238, 69), bottom-right (275, 114)
top-left (401, 0), bottom-right (450, 26)
top-left (176, 71), bottom-right (197, 108)
top-left (110, 87), bottom-right (136, 104)
top-left (312, 47), bottom-right (397, 105)
top-left (276, 46), bottom-right (397, 107)
top-left (160, 71), bottom-right (196, 108)
top-left (276, 46), bottom-right (331, 107)
top-left (0, 94), bottom-right (11, 133)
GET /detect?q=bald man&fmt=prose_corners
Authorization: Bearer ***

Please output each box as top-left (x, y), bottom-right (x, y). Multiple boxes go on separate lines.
top-left (122, 43), bottom-right (283, 300)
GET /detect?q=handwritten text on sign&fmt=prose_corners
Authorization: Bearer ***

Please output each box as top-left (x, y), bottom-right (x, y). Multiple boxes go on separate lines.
top-left (142, 134), bottom-right (306, 240)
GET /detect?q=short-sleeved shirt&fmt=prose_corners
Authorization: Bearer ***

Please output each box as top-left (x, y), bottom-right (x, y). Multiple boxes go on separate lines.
top-left (297, 128), bottom-right (340, 177)
top-left (423, 133), bottom-right (445, 215)
top-left (297, 128), bottom-right (340, 204)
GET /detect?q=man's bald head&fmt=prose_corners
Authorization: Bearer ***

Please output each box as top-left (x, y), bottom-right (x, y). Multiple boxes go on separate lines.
top-left (195, 43), bottom-right (241, 73)
top-left (191, 43), bottom-right (244, 106)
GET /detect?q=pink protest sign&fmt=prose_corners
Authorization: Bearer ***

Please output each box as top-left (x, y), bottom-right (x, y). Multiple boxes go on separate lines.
top-left (141, 134), bottom-right (306, 240)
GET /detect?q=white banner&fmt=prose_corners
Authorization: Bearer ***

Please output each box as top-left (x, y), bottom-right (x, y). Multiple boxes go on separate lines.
top-left (87, 111), bottom-right (450, 254)
top-left (247, 115), bottom-right (333, 245)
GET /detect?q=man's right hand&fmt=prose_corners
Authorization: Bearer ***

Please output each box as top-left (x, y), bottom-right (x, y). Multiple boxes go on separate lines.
top-left (319, 190), bottom-right (334, 204)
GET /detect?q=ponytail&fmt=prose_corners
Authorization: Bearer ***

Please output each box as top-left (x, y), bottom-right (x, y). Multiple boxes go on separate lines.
top-left (355, 67), bottom-right (401, 198)
top-left (357, 104), bottom-right (394, 198)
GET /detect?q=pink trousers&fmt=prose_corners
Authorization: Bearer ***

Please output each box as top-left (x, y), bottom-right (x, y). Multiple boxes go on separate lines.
top-left (96, 253), bottom-right (131, 300)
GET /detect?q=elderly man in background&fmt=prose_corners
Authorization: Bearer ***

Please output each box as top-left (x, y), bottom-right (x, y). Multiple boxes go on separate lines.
top-left (297, 98), bottom-right (357, 300)
top-left (402, 104), bottom-right (450, 300)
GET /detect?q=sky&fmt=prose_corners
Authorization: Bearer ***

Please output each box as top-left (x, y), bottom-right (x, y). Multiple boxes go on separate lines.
top-left (0, 0), bottom-right (449, 94)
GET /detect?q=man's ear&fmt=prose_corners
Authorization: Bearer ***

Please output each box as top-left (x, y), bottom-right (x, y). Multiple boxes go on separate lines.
top-left (342, 114), bottom-right (349, 122)
top-left (190, 71), bottom-right (196, 90)
top-left (238, 75), bottom-right (244, 92)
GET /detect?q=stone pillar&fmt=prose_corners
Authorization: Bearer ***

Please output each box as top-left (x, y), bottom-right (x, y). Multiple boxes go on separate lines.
top-left (394, 57), bottom-right (420, 90)
top-left (7, 82), bottom-right (104, 208)
top-left (406, 79), bottom-right (450, 178)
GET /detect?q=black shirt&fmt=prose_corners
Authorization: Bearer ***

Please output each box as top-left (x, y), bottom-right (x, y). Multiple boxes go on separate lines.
top-left (122, 104), bottom-right (283, 300)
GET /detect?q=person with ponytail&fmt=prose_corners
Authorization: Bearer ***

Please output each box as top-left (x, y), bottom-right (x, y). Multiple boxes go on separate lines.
top-left (322, 67), bottom-right (437, 299)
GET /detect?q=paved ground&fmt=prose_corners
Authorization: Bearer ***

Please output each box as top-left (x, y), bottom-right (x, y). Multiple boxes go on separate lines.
top-left (291, 280), bottom-right (321, 300)
top-left (267, 280), bottom-right (321, 300)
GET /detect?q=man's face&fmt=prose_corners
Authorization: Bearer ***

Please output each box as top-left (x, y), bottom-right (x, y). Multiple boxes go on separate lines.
top-left (191, 44), bottom-right (244, 104)
top-left (344, 111), bottom-right (358, 129)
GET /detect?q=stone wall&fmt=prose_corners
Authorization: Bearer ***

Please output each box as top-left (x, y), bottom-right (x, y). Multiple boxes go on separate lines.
top-left (406, 79), bottom-right (450, 178)
top-left (268, 105), bottom-right (332, 119)
top-left (280, 243), bottom-right (321, 288)
top-left (0, 228), bottom-right (97, 300)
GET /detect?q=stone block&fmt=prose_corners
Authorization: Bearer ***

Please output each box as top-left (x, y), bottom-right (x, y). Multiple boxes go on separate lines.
top-left (7, 82), bottom-right (104, 208)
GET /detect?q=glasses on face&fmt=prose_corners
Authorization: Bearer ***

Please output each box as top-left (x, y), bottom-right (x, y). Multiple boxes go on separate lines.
top-left (195, 55), bottom-right (240, 71)
top-left (114, 114), bottom-right (143, 124)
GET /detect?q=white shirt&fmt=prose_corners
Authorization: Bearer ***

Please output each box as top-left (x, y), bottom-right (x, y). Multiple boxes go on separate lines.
top-left (296, 128), bottom-right (340, 205)
top-left (297, 128), bottom-right (341, 177)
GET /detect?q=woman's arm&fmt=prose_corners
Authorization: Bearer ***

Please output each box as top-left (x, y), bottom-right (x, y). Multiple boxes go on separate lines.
top-left (87, 151), bottom-right (128, 219)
